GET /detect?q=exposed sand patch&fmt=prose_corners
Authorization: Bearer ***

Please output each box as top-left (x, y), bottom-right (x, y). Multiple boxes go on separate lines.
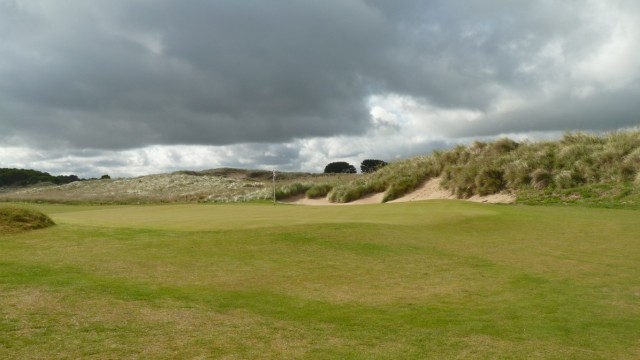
top-left (281, 177), bottom-right (515, 205)
top-left (388, 177), bottom-right (455, 203)
top-left (467, 193), bottom-right (516, 204)
top-left (283, 192), bottom-right (384, 206)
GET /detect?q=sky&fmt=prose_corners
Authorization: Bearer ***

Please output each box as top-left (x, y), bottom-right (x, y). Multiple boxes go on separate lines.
top-left (1, 0), bottom-right (639, 177)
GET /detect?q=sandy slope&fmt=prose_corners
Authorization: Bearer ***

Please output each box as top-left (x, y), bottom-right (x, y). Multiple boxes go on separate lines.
top-left (282, 177), bottom-right (515, 205)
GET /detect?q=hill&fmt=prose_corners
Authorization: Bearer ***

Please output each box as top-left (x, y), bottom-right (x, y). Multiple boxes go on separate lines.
top-left (1, 131), bottom-right (639, 208)
top-left (320, 130), bottom-right (640, 208)
top-left (0, 169), bottom-right (353, 204)
top-left (274, 130), bottom-right (639, 208)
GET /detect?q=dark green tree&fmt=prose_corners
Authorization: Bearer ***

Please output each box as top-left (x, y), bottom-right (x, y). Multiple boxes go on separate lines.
top-left (324, 162), bottom-right (357, 174)
top-left (0, 168), bottom-right (81, 187)
top-left (360, 159), bottom-right (387, 173)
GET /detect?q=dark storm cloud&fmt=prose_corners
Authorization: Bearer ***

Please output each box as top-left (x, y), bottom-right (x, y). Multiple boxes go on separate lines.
top-left (1, 0), bottom-right (639, 153)
top-left (446, 85), bottom-right (640, 137)
top-left (1, 0), bottom-right (387, 149)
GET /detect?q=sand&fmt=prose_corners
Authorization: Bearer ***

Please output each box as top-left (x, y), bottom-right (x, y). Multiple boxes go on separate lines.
top-left (281, 177), bottom-right (515, 206)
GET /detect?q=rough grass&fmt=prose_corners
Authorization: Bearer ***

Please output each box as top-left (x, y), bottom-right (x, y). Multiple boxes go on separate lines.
top-left (0, 206), bottom-right (55, 234)
top-left (2, 130), bottom-right (639, 207)
top-left (0, 171), bottom-right (353, 205)
top-left (1, 202), bottom-right (639, 358)
top-left (328, 130), bottom-right (640, 206)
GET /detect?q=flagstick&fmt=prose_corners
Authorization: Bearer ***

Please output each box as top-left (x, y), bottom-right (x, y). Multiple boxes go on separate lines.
top-left (272, 169), bottom-right (276, 206)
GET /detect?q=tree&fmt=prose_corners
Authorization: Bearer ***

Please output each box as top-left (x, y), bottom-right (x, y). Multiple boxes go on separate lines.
top-left (55, 174), bottom-right (79, 184)
top-left (0, 168), bottom-right (79, 187)
top-left (360, 159), bottom-right (387, 173)
top-left (100, 174), bottom-right (111, 180)
top-left (324, 162), bottom-right (357, 174)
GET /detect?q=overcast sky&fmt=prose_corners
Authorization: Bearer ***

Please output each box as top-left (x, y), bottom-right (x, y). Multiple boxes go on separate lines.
top-left (2, 0), bottom-right (639, 177)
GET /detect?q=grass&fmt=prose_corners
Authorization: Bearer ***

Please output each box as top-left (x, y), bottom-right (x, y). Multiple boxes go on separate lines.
top-left (326, 130), bottom-right (640, 205)
top-left (1, 201), bottom-right (639, 358)
top-left (0, 206), bottom-right (55, 235)
top-left (3, 131), bottom-right (639, 208)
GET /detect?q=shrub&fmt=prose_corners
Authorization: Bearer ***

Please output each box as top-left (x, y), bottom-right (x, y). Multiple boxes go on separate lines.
top-left (558, 144), bottom-right (594, 169)
top-left (329, 185), bottom-right (362, 203)
top-left (306, 184), bottom-right (333, 199)
top-left (274, 183), bottom-right (311, 200)
top-left (573, 160), bottom-right (599, 183)
top-left (621, 148), bottom-right (640, 181)
top-left (382, 174), bottom-right (427, 202)
top-left (554, 170), bottom-right (575, 189)
top-left (439, 164), bottom-right (479, 199)
top-left (329, 176), bottom-right (384, 203)
top-left (619, 164), bottom-right (637, 182)
top-left (562, 132), bottom-right (605, 146)
top-left (531, 169), bottom-right (552, 189)
top-left (475, 168), bottom-right (506, 195)
top-left (454, 166), bottom-right (478, 198)
top-left (490, 138), bottom-right (519, 154)
top-left (606, 131), bottom-right (640, 156)
top-left (503, 159), bottom-right (531, 187)
top-left (468, 141), bottom-right (487, 156)
top-left (436, 145), bottom-right (470, 165)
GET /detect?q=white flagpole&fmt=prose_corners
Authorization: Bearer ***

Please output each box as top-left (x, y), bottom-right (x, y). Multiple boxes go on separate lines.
top-left (272, 169), bottom-right (276, 206)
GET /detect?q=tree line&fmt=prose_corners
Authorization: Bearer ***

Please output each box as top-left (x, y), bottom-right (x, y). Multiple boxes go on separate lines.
top-left (0, 168), bottom-right (110, 187)
top-left (324, 159), bottom-right (387, 174)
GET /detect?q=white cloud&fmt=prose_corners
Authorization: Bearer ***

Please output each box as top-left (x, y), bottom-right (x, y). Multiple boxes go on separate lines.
top-left (2, 0), bottom-right (640, 177)
top-left (574, 12), bottom-right (640, 90)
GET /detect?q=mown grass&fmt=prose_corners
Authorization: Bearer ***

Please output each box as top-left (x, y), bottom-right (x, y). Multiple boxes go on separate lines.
top-left (1, 202), bottom-right (639, 359)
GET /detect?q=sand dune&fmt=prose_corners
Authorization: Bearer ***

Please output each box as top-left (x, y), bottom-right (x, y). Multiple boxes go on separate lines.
top-left (281, 177), bottom-right (515, 205)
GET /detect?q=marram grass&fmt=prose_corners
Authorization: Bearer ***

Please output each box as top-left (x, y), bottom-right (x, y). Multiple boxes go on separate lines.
top-left (1, 201), bottom-right (639, 359)
top-left (328, 130), bottom-right (640, 206)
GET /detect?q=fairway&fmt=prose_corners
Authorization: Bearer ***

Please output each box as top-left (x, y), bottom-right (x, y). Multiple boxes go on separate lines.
top-left (1, 201), bottom-right (639, 359)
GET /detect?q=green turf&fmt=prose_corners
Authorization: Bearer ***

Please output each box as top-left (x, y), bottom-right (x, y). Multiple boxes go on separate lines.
top-left (1, 201), bottom-right (639, 359)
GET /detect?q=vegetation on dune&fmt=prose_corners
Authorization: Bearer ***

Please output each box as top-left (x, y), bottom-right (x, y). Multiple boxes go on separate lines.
top-left (0, 206), bottom-right (55, 234)
top-left (170, 131), bottom-right (640, 206)
top-left (274, 182), bottom-right (312, 200)
top-left (328, 155), bottom-right (441, 203)
top-left (305, 183), bottom-right (334, 199)
top-left (2, 131), bottom-right (639, 207)
top-left (326, 130), bottom-right (640, 206)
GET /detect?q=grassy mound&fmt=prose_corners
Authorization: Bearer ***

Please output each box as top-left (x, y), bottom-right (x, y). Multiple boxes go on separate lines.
top-left (0, 206), bottom-right (55, 234)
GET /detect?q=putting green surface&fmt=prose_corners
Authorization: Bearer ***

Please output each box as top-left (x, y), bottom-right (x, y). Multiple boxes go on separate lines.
top-left (1, 201), bottom-right (639, 359)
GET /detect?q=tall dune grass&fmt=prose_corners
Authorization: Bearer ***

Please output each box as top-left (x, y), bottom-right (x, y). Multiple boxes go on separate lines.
top-left (3, 131), bottom-right (638, 207)
top-left (324, 130), bottom-right (640, 205)
top-left (326, 155), bottom-right (441, 203)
